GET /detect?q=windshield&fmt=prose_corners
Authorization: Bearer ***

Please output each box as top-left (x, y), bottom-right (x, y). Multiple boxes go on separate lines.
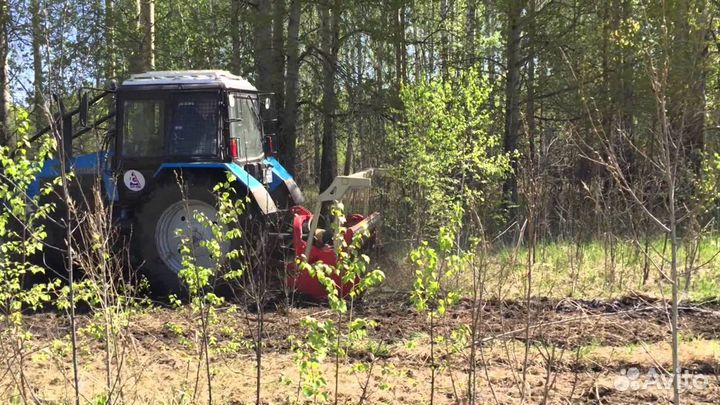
top-left (169, 93), bottom-right (219, 156)
top-left (121, 92), bottom-right (220, 158)
top-left (228, 94), bottom-right (264, 160)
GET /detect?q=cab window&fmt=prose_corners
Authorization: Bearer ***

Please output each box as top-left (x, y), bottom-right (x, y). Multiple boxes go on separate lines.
top-left (122, 100), bottom-right (164, 157)
top-left (169, 93), bottom-right (219, 156)
top-left (229, 94), bottom-right (264, 160)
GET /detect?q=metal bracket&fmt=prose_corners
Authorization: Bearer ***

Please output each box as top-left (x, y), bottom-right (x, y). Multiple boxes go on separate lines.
top-left (304, 169), bottom-right (376, 260)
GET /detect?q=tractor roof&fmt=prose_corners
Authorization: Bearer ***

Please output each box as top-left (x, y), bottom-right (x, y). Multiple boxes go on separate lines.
top-left (121, 70), bottom-right (257, 91)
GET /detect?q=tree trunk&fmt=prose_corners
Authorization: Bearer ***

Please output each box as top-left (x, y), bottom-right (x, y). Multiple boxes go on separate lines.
top-left (668, 0), bottom-right (706, 176)
top-left (140, 0), bottom-right (155, 70)
top-left (601, 0), bottom-right (611, 138)
top-left (439, 0), bottom-right (448, 78)
top-left (465, 0), bottom-right (475, 66)
top-left (31, 0), bottom-right (44, 128)
top-left (346, 31), bottom-right (363, 175)
top-left (374, 33), bottom-right (383, 95)
top-left (319, 0), bottom-right (340, 193)
top-left (343, 129), bottom-right (353, 176)
top-left (527, 0), bottom-right (536, 167)
top-left (281, 0), bottom-right (300, 175)
top-left (272, 0), bottom-right (286, 96)
top-left (682, 3), bottom-right (706, 175)
top-left (129, 0), bottom-right (141, 73)
top-left (394, 1), bottom-right (406, 88)
top-left (104, 0), bottom-right (115, 79)
top-left (0, 0), bottom-right (9, 146)
top-left (503, 0), bottom-right (522, 214)
top-left (619, 0), bottom-right (634, 138)
top-left (428, 0), bottom-right (435, 76)
top-left (254, 0), bottom-right (273, 92)
top-left (344, 39), bottom-right (355, 179)
top-left (271, 0), bottom-right (286, 155)
top-left (130, 0), bottom-right (154, 72)
top-left (485, 0), bottom-right (496, 115)
top-left (412, 6), bottom-right (422, 81)
top-left (314, 117), bottom-right (321, 184)
top-left (231, 0), bottom-right (241, 74)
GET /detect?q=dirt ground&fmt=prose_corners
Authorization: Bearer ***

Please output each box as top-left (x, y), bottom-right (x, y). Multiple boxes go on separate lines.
top-left (3, 294), bottom-right (720, 404)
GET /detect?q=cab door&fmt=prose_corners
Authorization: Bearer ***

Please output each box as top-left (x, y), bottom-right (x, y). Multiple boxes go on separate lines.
top-left (114, 92), bottom-right (169, 202)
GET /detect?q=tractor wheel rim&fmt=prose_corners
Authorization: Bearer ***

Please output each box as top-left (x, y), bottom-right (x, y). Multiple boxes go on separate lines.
top-left (156, 199), bottom-right (224, 275)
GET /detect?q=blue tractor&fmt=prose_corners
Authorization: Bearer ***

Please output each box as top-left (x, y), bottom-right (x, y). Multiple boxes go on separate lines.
top-left (29, 70), bottom-right (312, 296)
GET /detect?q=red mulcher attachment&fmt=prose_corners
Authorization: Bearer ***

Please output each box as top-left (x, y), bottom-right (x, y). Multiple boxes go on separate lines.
top-left (285, 169), bottom-right (381, 301)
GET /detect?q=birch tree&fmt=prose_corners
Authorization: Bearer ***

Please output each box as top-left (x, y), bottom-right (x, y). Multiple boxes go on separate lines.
top-left (0, 0), bottom-right (7, 146)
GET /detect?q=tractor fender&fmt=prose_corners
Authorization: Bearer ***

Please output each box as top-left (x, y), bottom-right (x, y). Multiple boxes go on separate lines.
top-left (28, 152), bottom-right (117, 202)
top-left (153, 162), bottom-right (278, 215)
top-left (263, 156), bottom-right (305, 205)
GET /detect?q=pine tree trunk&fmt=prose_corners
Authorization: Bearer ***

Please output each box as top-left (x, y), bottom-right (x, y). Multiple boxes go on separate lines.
top-left (281, 0), bottom-right (300, 175)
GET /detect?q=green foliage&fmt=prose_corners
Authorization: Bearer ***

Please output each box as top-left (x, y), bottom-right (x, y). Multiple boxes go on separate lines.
top-left (0, 115), bottom-right (60, 400)
top-left (290, 202), bottom-right (385, 403)
top-left (700, 153), bottom-right (720, 217)
top-left (289, 319), bottom-right (334, 403)
top-left (0, 116), bottom-right (59, 322)
top-left (410, 209), bottom-right (470, 317)
top-left (176, 176), bottom-right (248, 301)
top-left (408, 208), bottom-right (478, 403)
top-left (174, 176), bottom-right (250, 402)
top-left (387, 67), bottom-right (510, 238)
top-left (153, 0), bottom-right (236, 71)
top-left (289, 315), bottom-right (379, 404)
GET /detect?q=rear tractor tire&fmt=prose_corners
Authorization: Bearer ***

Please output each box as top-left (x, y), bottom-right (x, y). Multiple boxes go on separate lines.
top-left (132, 180), bottom-right (227, 298)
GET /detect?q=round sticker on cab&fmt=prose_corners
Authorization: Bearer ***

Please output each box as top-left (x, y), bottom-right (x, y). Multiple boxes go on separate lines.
top-left (123, 170), bottom-right (146, 192)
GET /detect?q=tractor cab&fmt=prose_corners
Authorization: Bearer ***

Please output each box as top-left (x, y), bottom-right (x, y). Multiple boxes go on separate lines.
top-left (113, 71), bottom-right (292, 209)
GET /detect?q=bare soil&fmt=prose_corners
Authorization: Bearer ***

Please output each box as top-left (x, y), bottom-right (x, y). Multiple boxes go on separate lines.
top-left (4, 294), bottom-right (720, 404)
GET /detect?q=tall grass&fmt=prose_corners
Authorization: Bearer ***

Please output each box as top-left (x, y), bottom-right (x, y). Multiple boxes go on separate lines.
top-left (378, 235), bottom-right (720, 301)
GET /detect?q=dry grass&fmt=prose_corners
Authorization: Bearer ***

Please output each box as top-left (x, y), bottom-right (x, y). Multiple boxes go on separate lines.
top-left (2, 294), bottom-right (719, 404)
